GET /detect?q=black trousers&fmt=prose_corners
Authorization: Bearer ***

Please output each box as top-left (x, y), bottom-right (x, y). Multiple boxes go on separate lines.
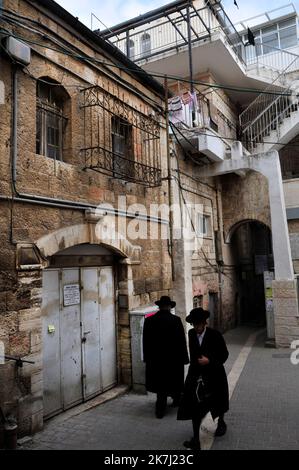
top-left (156, 393), bottom-right (167, 412)
top-left (156, 392), bottom-right (181, 410)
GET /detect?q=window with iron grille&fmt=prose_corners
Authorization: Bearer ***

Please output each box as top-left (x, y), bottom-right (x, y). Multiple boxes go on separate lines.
top-left (129, 39), bottom-right (135, 59)
top-left (81, 83), bottom-right (162, 187)
top-left (141, 32), bottom-right (151, 57)
top-left (36, 79), bottom-right (68, 161)
top-left (197, 214), bottom-right (211, 237)
top-left (111, 116), bottom-right (134, 179)
top-left (193, 295), bottom-right (203, 308)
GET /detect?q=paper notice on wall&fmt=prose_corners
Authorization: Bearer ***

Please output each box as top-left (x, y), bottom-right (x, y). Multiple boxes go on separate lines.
top-left (63, 284), bottom-right (81, 306)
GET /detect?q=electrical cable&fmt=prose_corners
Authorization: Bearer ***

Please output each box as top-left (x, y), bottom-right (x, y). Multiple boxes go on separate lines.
top-left (170, 118), bottom-right (299, 151)
top-left (0, 16), bottom-right (295, 98)
top-left (170, 146), bottom-right (236, 282)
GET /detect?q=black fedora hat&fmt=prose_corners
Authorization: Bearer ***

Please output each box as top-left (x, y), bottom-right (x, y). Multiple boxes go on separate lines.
top-left (155, 295), bottom-right (176, 308)
top-left (186, 308), bottom-right (210, 324)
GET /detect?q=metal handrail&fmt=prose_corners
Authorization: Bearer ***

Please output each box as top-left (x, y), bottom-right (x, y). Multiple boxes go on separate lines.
top-left (240, 51), bottom-right (299, 132)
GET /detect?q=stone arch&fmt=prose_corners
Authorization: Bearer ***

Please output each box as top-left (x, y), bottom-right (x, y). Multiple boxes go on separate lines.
top-left (35, 223), bottom-right (141, 264)
top-left (225, 219), bottom-right (271, 243)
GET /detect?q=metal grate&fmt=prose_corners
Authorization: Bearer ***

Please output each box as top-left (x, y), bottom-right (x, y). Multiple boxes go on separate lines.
top-left (81, 84), bottom-right (162, 187)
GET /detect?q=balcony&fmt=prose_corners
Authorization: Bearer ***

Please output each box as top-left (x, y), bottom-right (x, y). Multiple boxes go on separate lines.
top-left (80, 84), bottom-right (162, 187)
top-left (97, 1), bottom-right (245, 67)
top-left (98, 1), bottom-right (277, 105)
top-left (169, 90), bottom-right (229, 163)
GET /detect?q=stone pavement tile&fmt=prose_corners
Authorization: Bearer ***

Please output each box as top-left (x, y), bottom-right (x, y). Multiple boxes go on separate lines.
top-left (22, 327), bottom-right (298, 451)
top-left (212, 331), bottom-right (299, 450)
top-left (24, 393), bottom-right (193, 450)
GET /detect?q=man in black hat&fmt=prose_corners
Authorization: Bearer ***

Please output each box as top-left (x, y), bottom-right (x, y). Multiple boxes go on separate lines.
top-left (177, 307), bottom-right (229, 450)
top-left (143, 296), bottom-right (189, 418)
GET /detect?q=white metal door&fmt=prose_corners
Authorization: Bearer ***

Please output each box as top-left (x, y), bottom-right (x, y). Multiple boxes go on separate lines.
top-left (42, 269), bottom-right (62, 418)
top-left (60, 268), bottom-right (83, 409)
top-left (99, 267), bottom-right (117, 390)
top-left (43, 265), bottom-right (116, 418)
top-left (81, 268), bottom-right (102, 399)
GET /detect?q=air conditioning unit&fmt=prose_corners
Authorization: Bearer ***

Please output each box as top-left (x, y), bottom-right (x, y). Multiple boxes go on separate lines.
top-left (3, 36), bottom-right (31, 66)
top-left (197, 131), bottom-right (226, 162)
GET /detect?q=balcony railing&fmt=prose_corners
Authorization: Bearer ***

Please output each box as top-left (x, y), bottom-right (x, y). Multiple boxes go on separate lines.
top-left (240, 50), bottom-right (299, 150)
top-left (98, 0), bottom-right (245, 65)
top-left (80, 84), bottom-right (162, 187)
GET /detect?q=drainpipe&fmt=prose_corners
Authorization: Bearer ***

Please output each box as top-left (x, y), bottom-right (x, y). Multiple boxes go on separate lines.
top-left (215, 180), bottom-right (224, 331)
top-left (164, 76), bottom-right (175, 281)
top-left (12, 66), bottom-right (18, 192)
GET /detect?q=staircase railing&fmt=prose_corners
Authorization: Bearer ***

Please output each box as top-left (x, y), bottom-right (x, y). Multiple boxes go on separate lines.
top-left (240, 52), bottom-right (299, 151)
top-left (246, 44), bottom-right (299, 73)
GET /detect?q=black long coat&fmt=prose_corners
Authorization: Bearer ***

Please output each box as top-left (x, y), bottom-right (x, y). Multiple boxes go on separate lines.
top-left (177, 327), bottom-right (229, 420)
top-left (143, 310), bottom-right (189, 395)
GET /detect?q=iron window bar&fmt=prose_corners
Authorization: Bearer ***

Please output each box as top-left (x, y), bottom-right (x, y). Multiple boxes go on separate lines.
top-left (81, 84), bottom-right (162, 187)
top-left (83, 146), bottom-right (162, 187)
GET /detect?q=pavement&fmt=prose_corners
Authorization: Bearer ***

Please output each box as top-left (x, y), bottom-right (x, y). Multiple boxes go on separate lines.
top-left (20, 326), bottom-right (299, 451)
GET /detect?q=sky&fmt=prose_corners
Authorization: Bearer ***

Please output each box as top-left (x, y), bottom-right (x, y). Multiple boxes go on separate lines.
top-left (55, 0), bottom-right (299, 30)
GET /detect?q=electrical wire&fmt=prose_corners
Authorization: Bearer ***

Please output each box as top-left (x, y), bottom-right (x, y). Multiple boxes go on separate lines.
top-left (0, 13), bottom-right (295, 98)
top-left (170, 145), bottom-right (236, 282)
top-left (0, 14), bottom-right (164, 111)
top-left (170, 118), bottom-right (299, 151)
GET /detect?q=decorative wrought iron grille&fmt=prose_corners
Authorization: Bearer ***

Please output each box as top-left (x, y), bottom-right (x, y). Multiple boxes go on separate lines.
top-left (36, 98), bottom-right (67, 161)
top-left (81, 84), bottom-right (162, 187)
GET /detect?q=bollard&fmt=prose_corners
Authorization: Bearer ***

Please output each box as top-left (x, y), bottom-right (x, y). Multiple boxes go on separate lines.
top-left (4, 421), bottom-right (18, 450)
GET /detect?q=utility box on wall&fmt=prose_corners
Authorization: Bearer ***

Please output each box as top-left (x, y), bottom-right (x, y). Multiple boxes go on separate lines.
top-left (129, 305), bottom-right (158, 393)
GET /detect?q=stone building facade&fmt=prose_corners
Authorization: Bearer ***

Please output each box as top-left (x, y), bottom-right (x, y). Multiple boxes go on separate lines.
top-left (1, 0), bottom-right (299, 439)
top-left (0, 0), bottom-right (172, 436)
top-left (105, 0), bottom-right (299, 346)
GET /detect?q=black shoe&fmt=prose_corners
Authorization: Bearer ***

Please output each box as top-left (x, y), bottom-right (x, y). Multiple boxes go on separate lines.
top-left (170, 399), bottom-right (180, 408)
top-left (183, 438), bottom-right (201, 451)
top-left (155, 408), bottom-right (165, 419)
top-left (215, 419), bottom-right (227, 437)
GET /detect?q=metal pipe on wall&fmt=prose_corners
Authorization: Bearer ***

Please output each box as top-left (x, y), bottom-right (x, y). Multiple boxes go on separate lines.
top-left (164, 76), bottom-right (176, 281)
top-left (12, 66), bottom-right (17, 188)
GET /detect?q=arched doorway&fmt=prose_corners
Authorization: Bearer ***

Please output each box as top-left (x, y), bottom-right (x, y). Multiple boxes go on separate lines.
top-left (230, 221), bottom-right (273, 326)
top-left (42, 243), bottom-right (122, 419)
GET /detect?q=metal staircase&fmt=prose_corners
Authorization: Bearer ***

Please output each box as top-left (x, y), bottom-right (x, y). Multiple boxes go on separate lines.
top-left (240, 52), bottom-right (299, 153)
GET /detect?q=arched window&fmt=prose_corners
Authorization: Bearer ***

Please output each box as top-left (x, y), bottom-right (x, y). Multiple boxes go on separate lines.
top-left (36, 77), bottom-right (69, 161)
top-left (129, 39), bottom-right (135, 59)
top-left (140, 32), bottom-right (151, 57)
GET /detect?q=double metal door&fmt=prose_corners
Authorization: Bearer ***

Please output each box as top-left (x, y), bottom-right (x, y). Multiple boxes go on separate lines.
top-left (42, 266), bottom-right (116, 418)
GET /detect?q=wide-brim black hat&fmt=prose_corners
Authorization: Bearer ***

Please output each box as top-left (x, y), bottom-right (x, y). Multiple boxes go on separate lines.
top-left (155, 295), bottom-right (176, 308)
top-left (186, 307), bottom-right (210, 324)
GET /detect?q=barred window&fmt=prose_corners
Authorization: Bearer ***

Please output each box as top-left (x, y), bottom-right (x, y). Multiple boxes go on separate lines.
top-left (193, 295), bottom-right (203, 308)
top-left (141, 32), bottom-right (151, 57)
top-left (111, 116), bottom-right (134, 179)
top-left (129, 39), bottom-right (135, 59)
top-left (197, 214), bottom-right (211, 237)
top-left (36, 79), bottom-right (68, 161)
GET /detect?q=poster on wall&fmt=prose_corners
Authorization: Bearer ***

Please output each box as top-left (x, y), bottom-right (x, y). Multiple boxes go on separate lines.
top-left (63, 284), bottom-right (81, 307)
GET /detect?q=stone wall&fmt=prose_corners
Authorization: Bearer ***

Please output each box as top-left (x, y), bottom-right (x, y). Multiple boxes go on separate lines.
top-left (0, 0), bottom-right (170, 436)
top-left (273, 280), bottom-right (299, 348)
